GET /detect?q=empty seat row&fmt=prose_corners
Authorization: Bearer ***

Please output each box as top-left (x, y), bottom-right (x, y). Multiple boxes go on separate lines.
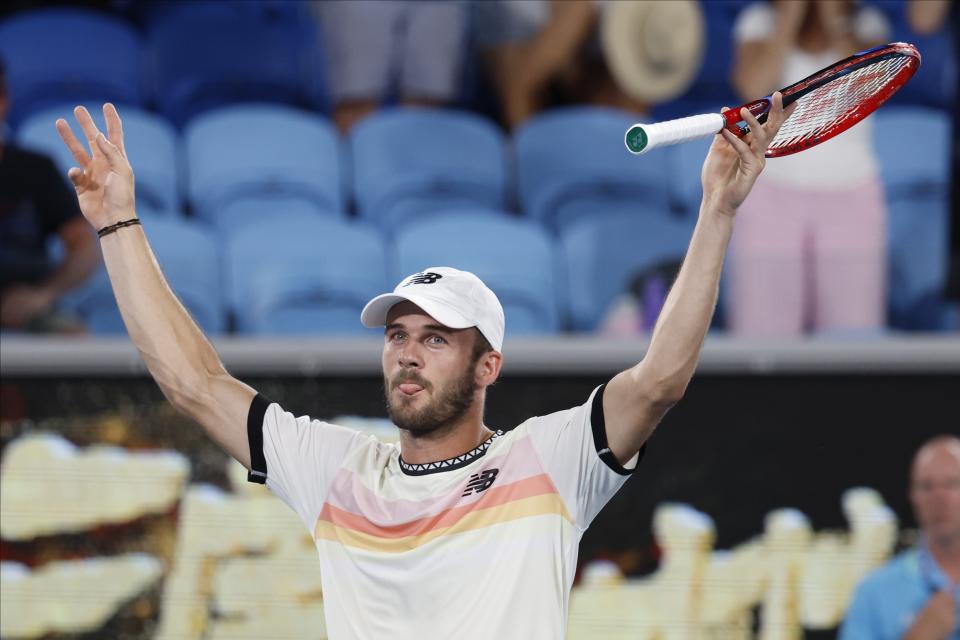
top-left (57, 196), bottom-right (946, 336)
top-left (0, 6), bottom-right (325, 128)
top-left (16, 103), bottom-right (676, 229)
top-left (58, 210), bottom-right (696, 336)
top-left (2, 0), bottom-right (951, 132)
top-left (18, 103), bottom-right (951, 237)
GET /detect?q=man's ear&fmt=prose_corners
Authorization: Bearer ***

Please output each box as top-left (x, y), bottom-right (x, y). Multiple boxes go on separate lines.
top-left (477, 351), bottom-right (503, 388)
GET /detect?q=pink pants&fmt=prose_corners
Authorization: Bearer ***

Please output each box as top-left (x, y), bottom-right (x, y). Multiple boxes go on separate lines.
top-left (726, 178), bottom-right (887, 336)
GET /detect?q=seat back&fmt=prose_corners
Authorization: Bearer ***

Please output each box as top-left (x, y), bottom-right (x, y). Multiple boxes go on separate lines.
top-left (225, 214), bottom-right (388, 335)
top-left (391, 212), bottom-right (560, 334)
top-left (561, 212), bottom-right (693, 331)
top-left (147, 12), bottom-right (324, 126)
top-left (185, 104), bottom-right (344, 227)
top-left (61, 218), bottom-right (224, 334)
top-left (0, 9), bottom-right (143, 126)
top-left (514, 107), bottom-right (672, 232)
top-left (350, 108), bottom-right (508, 227)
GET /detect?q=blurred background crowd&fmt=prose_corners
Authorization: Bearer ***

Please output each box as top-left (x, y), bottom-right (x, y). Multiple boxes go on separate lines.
top-left (0, 0), bottom-right (956, 339)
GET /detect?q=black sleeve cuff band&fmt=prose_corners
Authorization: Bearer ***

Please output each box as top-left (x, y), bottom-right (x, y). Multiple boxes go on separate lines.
top-left (246, 393), bottom-right (273, 484)
top-left (591, 384), bottom-right (646, 476)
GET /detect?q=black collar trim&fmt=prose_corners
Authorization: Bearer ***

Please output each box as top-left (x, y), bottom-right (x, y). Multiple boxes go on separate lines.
top-left (399, 430), bottom-right (505, 476)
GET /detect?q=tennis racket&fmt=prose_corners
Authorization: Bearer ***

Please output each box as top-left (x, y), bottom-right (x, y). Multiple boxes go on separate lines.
top-left (625, 42), bottom-right (920, 157)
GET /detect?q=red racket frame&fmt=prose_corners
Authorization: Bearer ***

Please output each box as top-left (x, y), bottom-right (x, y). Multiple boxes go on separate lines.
top-left (723, 42), bottom-right (921, 158)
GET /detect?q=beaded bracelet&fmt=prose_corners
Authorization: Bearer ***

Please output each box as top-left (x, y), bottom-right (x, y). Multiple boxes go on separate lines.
top-left (97, 218), bottom-right (141, 238)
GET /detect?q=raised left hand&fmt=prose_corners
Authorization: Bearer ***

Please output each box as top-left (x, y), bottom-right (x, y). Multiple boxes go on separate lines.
top-left (700, 91), bottom-right (795, 217)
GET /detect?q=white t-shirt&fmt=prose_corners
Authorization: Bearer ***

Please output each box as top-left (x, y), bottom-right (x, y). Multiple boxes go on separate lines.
top-left (247, 385), bottom-right (640, 639)
top-left (734, 2), bottom-right (890, 190)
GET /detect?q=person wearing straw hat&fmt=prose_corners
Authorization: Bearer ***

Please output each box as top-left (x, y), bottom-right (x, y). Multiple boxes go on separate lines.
top-left (53, 89), bottom-right (791, 637)
top-left (477, 0), bottom-right (704, 129)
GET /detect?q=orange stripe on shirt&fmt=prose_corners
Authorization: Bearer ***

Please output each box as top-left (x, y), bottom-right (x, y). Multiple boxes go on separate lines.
top-left (318, 473), bottom-right (562, 540)
top-left (315, 492), bottom-right (573, 553)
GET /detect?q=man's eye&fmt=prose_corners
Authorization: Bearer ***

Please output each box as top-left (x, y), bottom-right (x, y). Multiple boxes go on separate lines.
top-left (389, 332), bottom-right (406, 342)
top-left (428, 335), bottom-right (446, 345)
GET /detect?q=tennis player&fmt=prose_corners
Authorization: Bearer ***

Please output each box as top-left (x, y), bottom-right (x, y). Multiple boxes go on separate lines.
top-left (55, 94), bottom-right (792, 638)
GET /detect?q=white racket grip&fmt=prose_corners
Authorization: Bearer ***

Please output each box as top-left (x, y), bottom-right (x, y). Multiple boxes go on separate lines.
top-left (624, 113), bottom-right (726, 155)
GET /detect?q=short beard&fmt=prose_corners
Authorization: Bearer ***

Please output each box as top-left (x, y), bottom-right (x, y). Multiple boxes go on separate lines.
top-left (385, 365), bottom-right (477, 437)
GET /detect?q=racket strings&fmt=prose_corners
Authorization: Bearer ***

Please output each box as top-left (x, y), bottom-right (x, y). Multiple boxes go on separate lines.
top-left (770, 56), bottom-right (912, 150)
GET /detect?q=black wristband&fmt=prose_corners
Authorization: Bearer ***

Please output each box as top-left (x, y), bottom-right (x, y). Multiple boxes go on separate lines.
top-left (97, 218), bottom-right (141, 238)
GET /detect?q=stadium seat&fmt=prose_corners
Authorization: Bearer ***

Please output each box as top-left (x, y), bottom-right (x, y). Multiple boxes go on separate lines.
top-left (17, 104), bottom-right (182, 217)
top-left (350, 108), bottom-right (508, 229)
top-left (561, 211), bottom-right (694, 331)
top-left (134, 0), bottom-right (309, 27)
top-left (225, 214), bottom-right (387, 335)
top-left (886, 196), bottom-right (953, 331)
top-left (666, 133), bottom-right (716, 217)
top-left (184, 104), bottom-right (344, 229)
top-left (146, 11), bottom-right (325, 127)
top-left (391, 212), bottom-right (560, 334)
top-left (0, 9), bottom-right (144, 127)
top-left (514, 107), bottom-right (672, 233)
top-left (60, 219), bottom-right (225, 335)
top-left (872, 106), bottom-right (953, 330)
top-left (872, 107), bottom-right (951, 200)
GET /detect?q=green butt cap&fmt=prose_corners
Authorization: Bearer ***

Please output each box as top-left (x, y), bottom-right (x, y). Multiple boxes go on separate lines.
top-left (625, 125), bottom-right (648, 153)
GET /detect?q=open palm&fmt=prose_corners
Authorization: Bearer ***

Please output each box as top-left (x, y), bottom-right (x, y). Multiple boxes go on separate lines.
top-left (55, 104), bottom-right (136, 229)
top-left (701, 92), bottom-right (795, 217)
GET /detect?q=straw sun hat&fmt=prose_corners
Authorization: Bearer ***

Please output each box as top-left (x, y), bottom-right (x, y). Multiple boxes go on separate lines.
top-left (601, 0), bottom-right (706, 104)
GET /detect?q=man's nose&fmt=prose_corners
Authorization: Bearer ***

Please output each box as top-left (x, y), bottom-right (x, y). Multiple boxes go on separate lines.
top-left (398, 344), bottom-right (423, 369)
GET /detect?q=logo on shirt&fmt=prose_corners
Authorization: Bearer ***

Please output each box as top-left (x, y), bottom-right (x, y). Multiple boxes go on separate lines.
top-left (403, 272), bottom-right (443, 286)
top-left (462, 469), bottom-right (499, 496)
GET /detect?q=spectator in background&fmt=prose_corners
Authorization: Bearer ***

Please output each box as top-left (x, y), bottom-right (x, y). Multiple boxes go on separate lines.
top-left (312, 1), bottom-right (467, 134)
top-left (0, 57), bottom-right (99, 334)
top-left (840, 435), bottom-right (960, 639)
top-left (475, 0), bottom-right (653, 130)
top-left (727, 0), bottom-right (889, 336)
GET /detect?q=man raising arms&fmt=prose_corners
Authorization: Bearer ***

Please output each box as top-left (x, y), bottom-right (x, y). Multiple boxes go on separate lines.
top-left (55, 95), bottom-right (791, 638)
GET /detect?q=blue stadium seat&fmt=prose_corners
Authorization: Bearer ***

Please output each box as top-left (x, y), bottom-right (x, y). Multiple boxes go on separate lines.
top-left (561, 211), bottom-right (693, 331)
top-left (60, 218), bottom-right (225, 335)
top-left (225, 214), bottom-right (388, 335)
top-left (0, 9), bottom-right (144, 127)
top-left (134, 0), bottom-right (309, 27)
top-left (872, 107), bottom-right (951, 200)
top-left (871, 106), bottom-right (953, 329)
top-left (146, 11), bottom-right (325, 127)
top-left (185, 104), bottom-right (344, 229)
top-left (887, 197), bottom-right (952, 330)
top-left (17, 104), bottom-right (182, 217)
top-left (391, 212), bottom-right (560, 334)
top-left (666, 133), bottom-right (716, 217)
top-left (350, 108), bottom-right (508, 228)
top-left (514, 107), bottom-right (672, 233)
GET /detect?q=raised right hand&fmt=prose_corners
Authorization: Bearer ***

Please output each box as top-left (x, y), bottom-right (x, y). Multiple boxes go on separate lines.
top-left (55, 104), bottom-right (136, 230)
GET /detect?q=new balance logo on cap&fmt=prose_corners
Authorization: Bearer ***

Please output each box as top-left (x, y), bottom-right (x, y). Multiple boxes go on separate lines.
top-left (462, 469), bottom-right (499, 496)
top-left (404, 272), bottom-right (444, 287)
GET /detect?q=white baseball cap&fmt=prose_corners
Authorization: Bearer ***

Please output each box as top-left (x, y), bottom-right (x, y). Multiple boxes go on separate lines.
top-left (361, 267), bottom-right (505, 352)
